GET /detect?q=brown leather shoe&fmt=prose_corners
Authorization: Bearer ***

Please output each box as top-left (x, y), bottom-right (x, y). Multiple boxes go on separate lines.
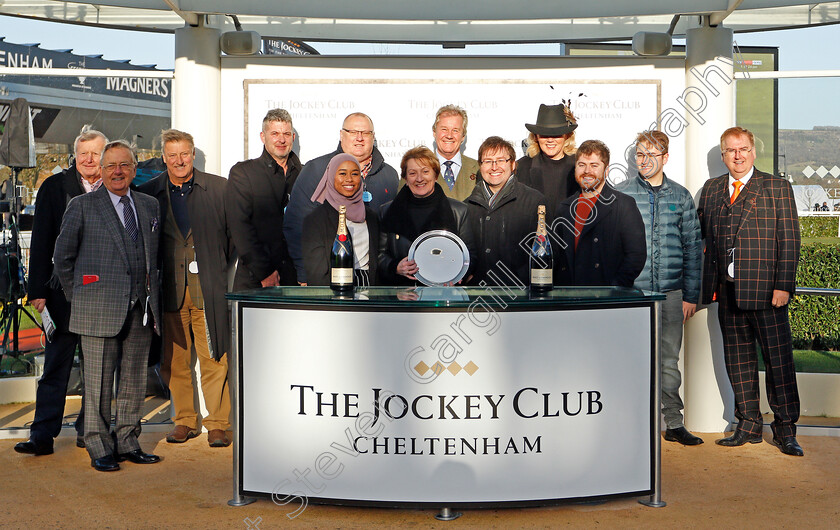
top-left (207, 429), bottom-right (231, 447)
top-left (166, 425), bottom-right (199, 444)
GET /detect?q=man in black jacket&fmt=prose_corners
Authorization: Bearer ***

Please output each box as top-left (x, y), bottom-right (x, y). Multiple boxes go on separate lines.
top-left (15, 126), bottom-right (107, 456)
top-left (227, 109), bottom-right (302, 289)
top-left (139, 129), bottom-right (232, 448)
top-left (465, 136), bottom-right (549, 286)
top-left (553, 140), bottom-right (646, 287)
top-left (284, 113), bottom-right (399, 284)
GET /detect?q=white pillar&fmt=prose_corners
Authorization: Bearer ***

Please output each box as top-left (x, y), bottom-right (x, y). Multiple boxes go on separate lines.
top-left (683, 22), bottom-right (736, 433)
top-left (172, 22), bottom-right (222, 429)
top-left (174, 21), bottom-right (221, 175)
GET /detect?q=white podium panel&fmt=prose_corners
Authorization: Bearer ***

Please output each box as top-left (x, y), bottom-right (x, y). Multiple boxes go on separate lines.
top-left (237, 303), bottom-right (654, 506)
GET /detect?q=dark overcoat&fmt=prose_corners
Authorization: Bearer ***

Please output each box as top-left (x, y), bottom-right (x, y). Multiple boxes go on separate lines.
top-left (464, 178), bottom-right (550, 286)
top-left (138, 170), bottom-right (231, 359)
top-left (226, 148), bottom-right (301, 288)
top-left (28, 167), bottom-right (85, 331)
top-left (554, 184), bottom-right (646, 287)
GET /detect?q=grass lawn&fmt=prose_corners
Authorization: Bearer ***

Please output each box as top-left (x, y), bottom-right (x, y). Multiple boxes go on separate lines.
top-left (18, 304), bottom-right (42, 330)
top-left (802, 237), bottom-right (840, 245)
top-left (758, 349), bottom-right (840, 374)
top-left (2, 304), bottom-right (43, 331)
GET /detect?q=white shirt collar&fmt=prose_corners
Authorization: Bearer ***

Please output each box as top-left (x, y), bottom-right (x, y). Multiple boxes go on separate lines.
top-left (728, 166), bottom-right (754, 192)
top-left (80, 177), bottom-right (102, 193)
top-left (107, 189), bottom-right (139, 230)
top-left (107, 188), bottom-right (134, 208)
top-left (437, 151), bottom-right (462, 173)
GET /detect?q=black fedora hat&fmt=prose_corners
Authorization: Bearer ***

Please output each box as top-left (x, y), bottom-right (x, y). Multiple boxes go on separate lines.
top-left (525, 104), bottom-right (578, 136)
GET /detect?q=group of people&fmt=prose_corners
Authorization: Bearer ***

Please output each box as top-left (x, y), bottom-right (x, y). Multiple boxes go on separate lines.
top-left (812, 201), bottom-right (836, 211)
top-left (14, 101), bottom-right (804, 473)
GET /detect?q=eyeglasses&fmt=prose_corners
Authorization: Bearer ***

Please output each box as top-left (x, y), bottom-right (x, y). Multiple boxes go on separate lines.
top-left (635, 152), bottom-right (665, 160)
top-left (342, 128), bottom-right (374, 138)
top-left (723, 147), bottom-right (752, 156)
top-left (480, 158), bottom-right (511, 167)
top-left (102, 162), bottom-right (135, 173)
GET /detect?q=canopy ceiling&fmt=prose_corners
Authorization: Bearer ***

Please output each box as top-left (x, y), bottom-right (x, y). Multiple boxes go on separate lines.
top-left (0, 1), bottom-right (838, 43)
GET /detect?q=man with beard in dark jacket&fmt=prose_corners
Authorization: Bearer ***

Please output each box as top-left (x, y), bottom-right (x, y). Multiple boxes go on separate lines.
top-left (15, 126), bottom-right (107, 456)
top-left (284, 112), bottom-right (399, 284)
top-left (465, 136), bottom-right (549, 286)
top-left (553, 140), bottom-right (646, 287)
top-left (227, 109), bottom-right (302, 289)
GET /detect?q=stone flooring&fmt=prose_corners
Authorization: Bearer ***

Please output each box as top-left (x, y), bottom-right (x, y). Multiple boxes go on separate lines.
top-left (3, 402), bottom-right (839, 528)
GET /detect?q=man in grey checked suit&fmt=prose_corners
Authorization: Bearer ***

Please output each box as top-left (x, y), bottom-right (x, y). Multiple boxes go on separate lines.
top-left (54, 140), bottom-right (162, 472)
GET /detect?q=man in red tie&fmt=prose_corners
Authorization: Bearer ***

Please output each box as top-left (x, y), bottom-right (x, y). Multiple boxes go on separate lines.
top-left (697, 126), bottom-right (802, 456)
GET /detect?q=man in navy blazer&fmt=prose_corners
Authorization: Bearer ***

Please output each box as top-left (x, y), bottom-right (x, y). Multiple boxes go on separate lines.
top-left (54, 140), bottom-right (162, 471)
top-left (698, 126), bottom-right (802, 456)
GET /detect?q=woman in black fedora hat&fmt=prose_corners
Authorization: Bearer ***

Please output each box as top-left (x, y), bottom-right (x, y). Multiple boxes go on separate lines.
top-left (516, 103), bottom-right (579, 214)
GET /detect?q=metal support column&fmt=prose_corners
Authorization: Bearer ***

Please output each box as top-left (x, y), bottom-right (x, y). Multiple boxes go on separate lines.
top-left (640, 300), bottom-right (666, 508)
top-left (228, 300), bottom-right (255, 507)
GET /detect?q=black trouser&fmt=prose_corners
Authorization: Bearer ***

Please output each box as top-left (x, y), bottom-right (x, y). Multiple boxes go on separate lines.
top-left (29, 329), bottom-right (84, 442)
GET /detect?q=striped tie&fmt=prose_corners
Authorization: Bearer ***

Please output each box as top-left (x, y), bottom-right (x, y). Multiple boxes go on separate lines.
top-left (730, 180), bottom-right (743, 204)
top-left (120, 195), bottom-right (138, 242)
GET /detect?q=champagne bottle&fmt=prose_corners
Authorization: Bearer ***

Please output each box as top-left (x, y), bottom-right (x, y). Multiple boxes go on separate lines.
top-left (330, 205), bottom-right (355, 292)
top-left (529, 205), bottom-right (553, 292)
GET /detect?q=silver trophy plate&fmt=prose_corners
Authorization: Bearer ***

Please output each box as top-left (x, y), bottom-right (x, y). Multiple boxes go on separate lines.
top-left (408, 230), bottom-right (470, 286)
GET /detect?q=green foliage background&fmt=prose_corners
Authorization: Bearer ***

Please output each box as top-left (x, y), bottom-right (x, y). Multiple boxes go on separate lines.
top-left (799, 216), bottom-right (839, 238)
top-left (790, 242), bottom-right (840, 350)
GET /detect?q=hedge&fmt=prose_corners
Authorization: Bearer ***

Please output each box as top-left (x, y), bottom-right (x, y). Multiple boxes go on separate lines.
top-left (799, 216), bottom-right (839, 238)
top-left (790, 242), bottom-right (840, 350)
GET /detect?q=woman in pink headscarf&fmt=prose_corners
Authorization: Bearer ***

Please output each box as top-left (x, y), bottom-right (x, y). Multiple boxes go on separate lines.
top-left (302, 153), bottom-right (380, 286)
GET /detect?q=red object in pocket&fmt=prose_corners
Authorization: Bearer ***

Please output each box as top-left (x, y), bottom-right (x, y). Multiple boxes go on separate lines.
top-left (82, 275), bottom-right (99, 285)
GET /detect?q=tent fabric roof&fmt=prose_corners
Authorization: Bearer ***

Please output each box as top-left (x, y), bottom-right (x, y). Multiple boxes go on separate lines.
top-left (0, 1), bottom-right (838, 43)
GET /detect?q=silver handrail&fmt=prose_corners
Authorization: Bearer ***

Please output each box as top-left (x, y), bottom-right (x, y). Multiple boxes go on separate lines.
top-left (796, 287), bottom-right (840, 297)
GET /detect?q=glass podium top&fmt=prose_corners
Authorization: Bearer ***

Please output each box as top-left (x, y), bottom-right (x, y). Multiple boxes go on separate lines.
top-left (227, 286), bottom-right (664, 309)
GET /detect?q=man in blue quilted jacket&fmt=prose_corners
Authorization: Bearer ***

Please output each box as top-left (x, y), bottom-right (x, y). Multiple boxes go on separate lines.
top-left (616, 130), bottom-right (703, 446)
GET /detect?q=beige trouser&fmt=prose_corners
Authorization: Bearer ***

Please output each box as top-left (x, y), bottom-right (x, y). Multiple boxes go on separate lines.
top-left (161, 289), bottom-right (231, 431)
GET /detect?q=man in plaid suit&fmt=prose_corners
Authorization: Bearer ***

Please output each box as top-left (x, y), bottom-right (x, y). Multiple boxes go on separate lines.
top-left (54, 140), bottom-right (162, 471)
top-left (697, 126), bottom-right (802, 456)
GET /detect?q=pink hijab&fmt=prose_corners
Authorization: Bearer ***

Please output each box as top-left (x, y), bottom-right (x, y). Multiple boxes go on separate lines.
top-left (310, 153), bottom-right (366, 223)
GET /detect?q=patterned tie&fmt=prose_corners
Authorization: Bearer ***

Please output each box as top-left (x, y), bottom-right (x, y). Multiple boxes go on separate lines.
top-left (443, 160), bottom-right (455, 190)
top-left (730, 180), bottom-right (743, 204)
top-left (120, 195), bottom-right (138, 242)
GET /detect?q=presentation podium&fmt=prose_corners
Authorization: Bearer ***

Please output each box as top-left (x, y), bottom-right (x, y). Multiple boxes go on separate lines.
top-left (227, 286), bottom-right (664, 512)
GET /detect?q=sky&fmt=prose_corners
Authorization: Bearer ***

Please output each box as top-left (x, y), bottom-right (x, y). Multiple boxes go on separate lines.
top-left (2, 16), bottom-right (839, 129)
